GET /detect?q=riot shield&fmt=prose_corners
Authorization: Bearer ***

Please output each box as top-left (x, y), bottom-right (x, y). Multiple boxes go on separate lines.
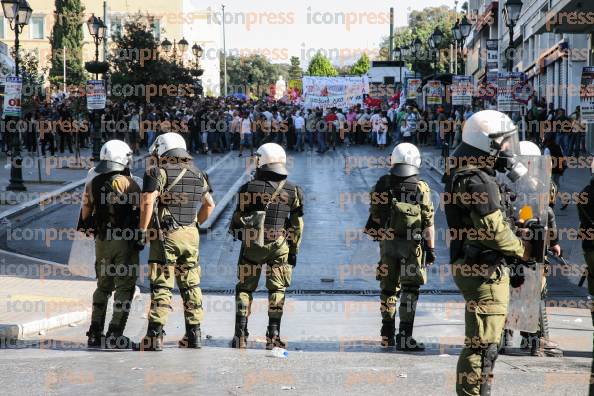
top-left (67, 171), bottom-right (144, 278)
top-left (504, 154), bottom-right (551, 333)
top-left (67, 168), bottom-right (98, 278)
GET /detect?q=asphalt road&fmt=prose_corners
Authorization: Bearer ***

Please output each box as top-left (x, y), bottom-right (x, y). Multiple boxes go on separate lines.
top-left (1, 146), bottom-right (592, 395)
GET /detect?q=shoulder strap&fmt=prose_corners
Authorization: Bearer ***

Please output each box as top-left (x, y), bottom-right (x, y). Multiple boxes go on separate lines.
top-left (164, 168), bottom-right (188, 193)
top-left (265, 180), bottom-right (286, 210)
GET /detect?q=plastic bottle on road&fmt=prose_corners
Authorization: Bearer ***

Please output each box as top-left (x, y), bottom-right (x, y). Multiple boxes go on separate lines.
top-left (268, 347), bottom-right (288, 358)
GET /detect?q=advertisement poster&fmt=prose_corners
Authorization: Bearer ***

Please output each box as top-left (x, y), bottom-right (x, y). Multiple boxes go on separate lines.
top-left (3, 76), bottom-right (22, 117)
top-left (497, 72), bottom-right (524, 112)
top-left (86, 80), bottom-right (106, 111)
top-left (425, 80), bottom-right (443, 105)
top-left (407, 78), bottom-right (422, 100)
top-left (580, 67), bottom-right (594, 123)
top-left (451, 76), bottom-right (473, 106)
top-left (302, 76), bottom-right (369, 109)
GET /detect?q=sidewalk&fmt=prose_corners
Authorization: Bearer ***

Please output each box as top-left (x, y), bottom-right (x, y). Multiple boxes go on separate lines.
top-left (0, 251), bottom-right (94, 339)
top-left (0, 149), bottom-right (93, 216)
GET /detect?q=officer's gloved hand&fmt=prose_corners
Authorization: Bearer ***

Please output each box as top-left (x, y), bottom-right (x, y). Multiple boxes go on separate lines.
top-left (510, 264), bottom-right (525, 288)
top-left (426, 248), bottom-right (436, 264)
top-left (134, 229), bottom-right (147, 251)
top-left (288, 253), bottom-right (297, 267)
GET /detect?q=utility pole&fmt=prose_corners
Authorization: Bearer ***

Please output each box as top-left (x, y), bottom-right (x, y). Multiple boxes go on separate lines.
top-left (222, 4), bottom-right (228, 97)
top-left (389, 8), bottom-right (394, 61)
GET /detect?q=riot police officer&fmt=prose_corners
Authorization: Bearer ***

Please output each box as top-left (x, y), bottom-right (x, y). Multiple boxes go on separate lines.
top-left (133, 132), bottom-right (215, 351)
top-left (229, 143), bottom-right (304, 349)
top-left (443, 110), bottom-right (532, 395)
top-left (80, 140), bottom-right (140, 349)
top-left (368, 143), bottom-right (435, 351)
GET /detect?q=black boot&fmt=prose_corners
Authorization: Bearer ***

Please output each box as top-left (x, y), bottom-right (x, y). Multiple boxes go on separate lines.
top-left (105, 324), bottom-right (131, 350)
top-left (266, 318), bottom-right (286, 350)
top-left (179, 323), bottom-right (202, 349)
top-left (500, 329), bottom-right (514, 354)
top-left (132, 323), bottom-right (164, 352)
top-left (86, 321), bottom-right (105, 349)
top-left (380, 319), bottom-right (395, 347)
top-left (395, 321), bottom-right (425, 351)
top-left (539, 301), bottom-right (563, 357)
top-left (231, 315), bottom-right (249, 349)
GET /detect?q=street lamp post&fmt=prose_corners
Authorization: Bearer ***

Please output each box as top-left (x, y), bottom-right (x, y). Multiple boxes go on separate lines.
top-left (503, 0), bottom-right (523, 72)
top-left (452, 16), bottom-right (471, 75)
top-left (431, 27), bottom-right (443, 75)
top-left (393, 46), bottom-right (402, 87)
top-left (3, 0), bottom-right (32, 192)
top-left (191, 43), bottom-right (204, 96)
top-left (86, 13), bottom-right (107, 160)
top-left (412, 38), bottom-right (422, 78)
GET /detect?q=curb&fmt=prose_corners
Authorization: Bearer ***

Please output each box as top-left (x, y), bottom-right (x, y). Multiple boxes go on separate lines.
top-left (0, 309), bottom-right (89, 339)
top-left (0, 286), bottom-right (141, 340)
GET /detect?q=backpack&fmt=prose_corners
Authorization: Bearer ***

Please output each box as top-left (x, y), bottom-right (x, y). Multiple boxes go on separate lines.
top-left (387, 177), bottom-right (423, 239)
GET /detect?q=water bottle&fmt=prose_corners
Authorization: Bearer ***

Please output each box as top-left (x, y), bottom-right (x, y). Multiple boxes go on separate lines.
top-left (268, 347), bottom-right (288, 358)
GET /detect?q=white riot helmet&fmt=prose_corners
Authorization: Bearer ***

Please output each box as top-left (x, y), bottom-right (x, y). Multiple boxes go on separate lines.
top-left (462, 110), bottom-right (519, 155)
top-left (519, 140), bottom-right (541, 156)
top-left (390, 143), bottom-right (421, 177)
top-left (95, 140), bottom-right (132, 174)
top-left (462, 110), bottom-right (526, 182)
top-left (256, 143), bottom-right (287, 175)
top-left (149, 132), bottom-right (189, 158)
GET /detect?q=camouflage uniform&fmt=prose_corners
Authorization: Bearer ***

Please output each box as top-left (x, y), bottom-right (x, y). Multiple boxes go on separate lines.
top-left (85, 174), bottom-right (141, 346)
top-left (444, 165), bottom-right (526, 396)
top-left (370, 173), bottom-right (434, 348)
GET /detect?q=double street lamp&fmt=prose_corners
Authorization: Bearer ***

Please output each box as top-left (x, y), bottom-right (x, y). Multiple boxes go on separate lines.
top-left (86, 14), bottom-right (106, 78)
top-left (2, 0), bottom-right (33, 191)
top-left (428, 26), bottom-right (444, 74)
top-left (452, 15), bottom-right (471, 74)
top-left (161, 37), bottom-right (189, 65)
top-left (503, 0), bottom-right (523, 72)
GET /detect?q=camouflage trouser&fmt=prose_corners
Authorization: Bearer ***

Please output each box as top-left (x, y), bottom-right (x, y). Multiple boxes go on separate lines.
top-left (235, 238), bottom-right (293, 320)
top-left (91, 239), bottom-right (139, 330)
top-left (148, 226), bottom-right (203, 326)
top-left (453, 258), bottom-right (510, 396)
top-left (378, 239), bottom-right (426, 323)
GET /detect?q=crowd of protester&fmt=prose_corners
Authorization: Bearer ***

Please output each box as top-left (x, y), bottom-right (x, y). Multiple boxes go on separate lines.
top-left (0, 94), bottom-right (589, 170)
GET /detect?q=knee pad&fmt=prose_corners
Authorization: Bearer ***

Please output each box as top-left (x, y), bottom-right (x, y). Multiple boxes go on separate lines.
top-left (482, 343), bottom-right (499, 371)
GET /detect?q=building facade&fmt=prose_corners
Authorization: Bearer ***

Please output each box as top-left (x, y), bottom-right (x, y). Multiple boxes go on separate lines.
top-left (0, 0), bottom-right (220, 95)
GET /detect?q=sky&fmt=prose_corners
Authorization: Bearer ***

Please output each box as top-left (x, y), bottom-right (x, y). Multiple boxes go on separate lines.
top-left (190, 0), bottom-right (460, 67)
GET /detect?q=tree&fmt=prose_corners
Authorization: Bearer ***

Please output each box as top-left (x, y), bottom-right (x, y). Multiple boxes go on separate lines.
top-left (18, 49), bottom-right (47, 111)
top-left (48, 0), bottom-right (86, 89)
top-left (350, 53), bottom-right (371, 75)
top-left (110, 13), bottom-right (193, 105)
top-left (288, 56), bottom-right (302, 80)
top-left (379, 6), bottom-right (459, 77)
top-left (220, 54), bottom-right (283, 96)
top-left (306, 52), bottom-right (337, 76)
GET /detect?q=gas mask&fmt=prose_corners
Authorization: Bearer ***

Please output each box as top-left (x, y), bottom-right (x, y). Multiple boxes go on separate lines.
top-left (494, 150), bottom-right (527, 182)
